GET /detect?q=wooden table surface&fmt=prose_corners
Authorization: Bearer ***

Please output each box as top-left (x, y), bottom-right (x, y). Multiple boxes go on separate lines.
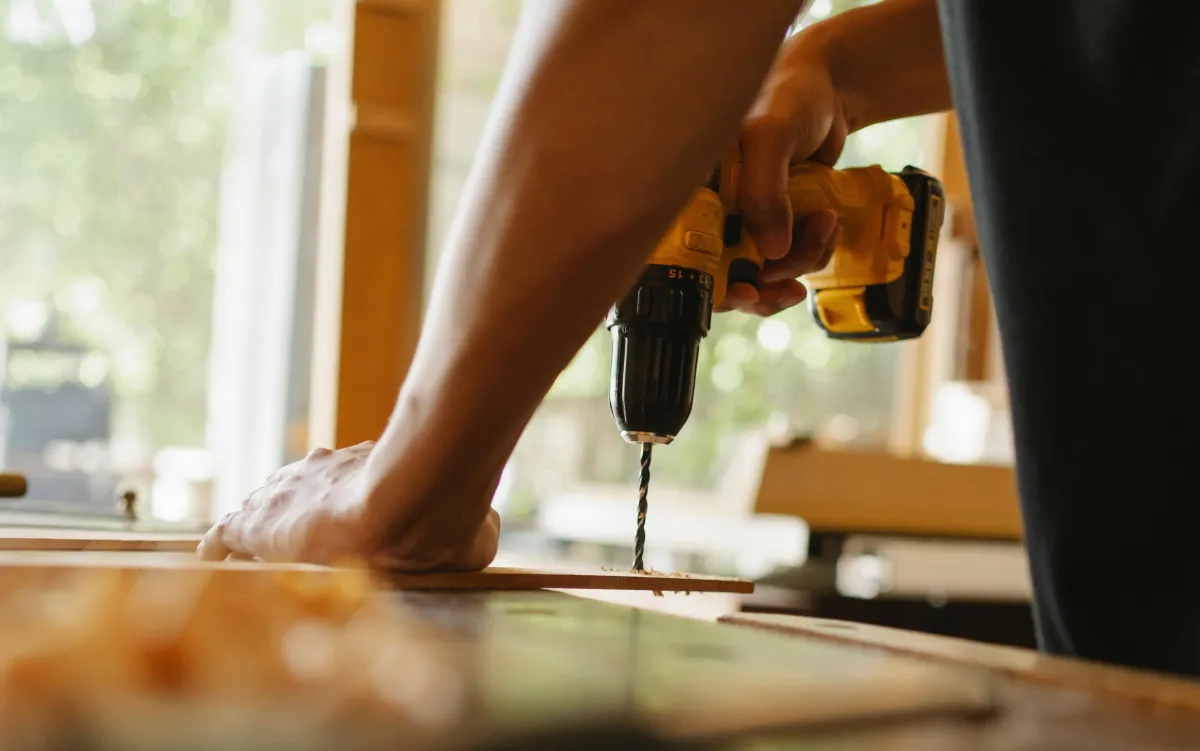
top-left (0, 545), bottom-right (1197, 748)
top-left (391, 591), bottom-right (1200, 750)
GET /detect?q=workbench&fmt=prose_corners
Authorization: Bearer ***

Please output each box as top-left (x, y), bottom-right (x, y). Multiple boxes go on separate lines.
top-left (0, 544), bottom-right (1197, 749)
top-left (380, 590), bottom-right (1200, 749)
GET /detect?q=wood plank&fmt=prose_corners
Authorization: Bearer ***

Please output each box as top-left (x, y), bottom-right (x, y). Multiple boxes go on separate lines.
top-left (0, 550), bottom-right (752, 593)
top-left (0, 572), bottom-right (996, 746)
top-left (755, 442), bottom-right (1022, 540)
top-left (309, 0), bottom-right (439, 450)
top-left (964, 250), bottom-right (994, 381)
top-left (383, 566), bottom-right (753, 593)
top-left (720, 613), bottom-right (1200, 711)
top-left (0, 528), bottom-right (203, 552)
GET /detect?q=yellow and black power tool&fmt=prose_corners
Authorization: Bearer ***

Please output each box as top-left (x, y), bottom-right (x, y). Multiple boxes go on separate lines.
top-left (606, 142), bottom-right (946, 447)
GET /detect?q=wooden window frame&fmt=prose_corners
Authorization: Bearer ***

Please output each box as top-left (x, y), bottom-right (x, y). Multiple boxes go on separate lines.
top-left (890, 111), bottom-right (1008, 457)
top-left (308, 0), bottom-right (441, 451)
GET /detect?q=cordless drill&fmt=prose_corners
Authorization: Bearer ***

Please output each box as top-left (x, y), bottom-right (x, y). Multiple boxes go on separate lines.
top-left (606, 141), bottom-right (945, 570)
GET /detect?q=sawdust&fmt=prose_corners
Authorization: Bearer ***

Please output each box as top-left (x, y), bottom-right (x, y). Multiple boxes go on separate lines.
top-left (597, 567), bottom-right (699, 596)
top-left (0, 566), bottom-right (461, 742)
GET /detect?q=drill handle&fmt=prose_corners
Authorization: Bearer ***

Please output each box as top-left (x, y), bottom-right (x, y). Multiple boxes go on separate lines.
top-left (786, 162), bottom-right (900, 216)
top-left (788, 162), bottom-right (916, 289)
top-left (714, 161), bottom-right (911, 307)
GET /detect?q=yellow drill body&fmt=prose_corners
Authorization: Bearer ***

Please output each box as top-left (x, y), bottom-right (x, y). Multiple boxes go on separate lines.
top-left (607, 143), bottom-right (945, 446)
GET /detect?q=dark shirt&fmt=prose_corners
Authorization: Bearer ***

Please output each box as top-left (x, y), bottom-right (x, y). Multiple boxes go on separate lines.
top-left (937, 1), bottom-right (1200, 677)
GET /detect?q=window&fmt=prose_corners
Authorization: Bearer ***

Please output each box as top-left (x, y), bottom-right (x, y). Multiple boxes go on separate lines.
top-left (428, 0), bottom-right (940, 557)
top-left (0, 0), bottom-right (346, 525)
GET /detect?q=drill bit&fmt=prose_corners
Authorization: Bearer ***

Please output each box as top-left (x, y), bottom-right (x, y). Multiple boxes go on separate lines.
top-left (632, 443), bottom-right (652, 572)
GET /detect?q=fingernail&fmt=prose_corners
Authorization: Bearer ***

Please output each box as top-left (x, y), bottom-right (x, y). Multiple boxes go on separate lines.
top-left (762, 230), bottom-right (790, 261)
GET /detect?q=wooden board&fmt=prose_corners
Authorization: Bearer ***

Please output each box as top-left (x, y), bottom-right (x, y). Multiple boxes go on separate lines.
top-left (0, 550), bottom-right (752, 593)
top-left (0, 528), bottom-right (203, 552)
top-left (721, 613), bottom-right (1200, 711)
top-left (754, 443), bottom-right (1022, 540)
top-left (383, 566), bottom-right (753, 593)
top-left (0, 573), bottom-right (994, 748)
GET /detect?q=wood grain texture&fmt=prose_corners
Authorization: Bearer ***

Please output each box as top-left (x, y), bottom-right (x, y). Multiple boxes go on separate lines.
top-left (721, 613), bottom-right (1200, 711)
top-left (755, 443), bottom-right (1022, 540)
top-left (315, 0), bottom-right (439, 449)
top-left (0, 550), bottom-right (752, 593)
top-left (0, 528), bottom-right (203, 552)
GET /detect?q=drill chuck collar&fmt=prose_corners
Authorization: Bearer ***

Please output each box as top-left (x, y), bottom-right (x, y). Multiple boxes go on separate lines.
top-left (606, 264), bottom-right (714, 445)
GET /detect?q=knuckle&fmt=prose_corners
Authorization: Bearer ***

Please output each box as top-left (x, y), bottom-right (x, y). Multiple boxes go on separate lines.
top-left (742, 184), bottom-right (786, 214)
top-left (768, 259), bottom-right (804, 281)
top-left (757, 296), bottom-right (792, 318)
top-left (307, 447), bottom-right (333, 460)
top-left (265, 488), bottom-right (296, 511)
top-left (743, 113), bottom-right (792, 144)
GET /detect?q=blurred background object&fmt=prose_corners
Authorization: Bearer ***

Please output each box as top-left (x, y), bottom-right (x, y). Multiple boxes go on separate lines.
top-left (0, 0), bottom-right (345, 524)
top-left (1, 309), bottom-right (116, 509)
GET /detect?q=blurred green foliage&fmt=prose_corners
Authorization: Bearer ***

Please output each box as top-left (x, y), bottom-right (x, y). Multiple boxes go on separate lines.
top-left (0, 0), bottom-right (331, 455)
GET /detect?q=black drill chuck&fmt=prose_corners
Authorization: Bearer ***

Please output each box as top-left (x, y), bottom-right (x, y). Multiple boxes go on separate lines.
top-left (606, 265), bottom-right (713, 444)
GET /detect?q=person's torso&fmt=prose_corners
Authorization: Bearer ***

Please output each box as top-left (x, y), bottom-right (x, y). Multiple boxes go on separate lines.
top-left (935, 1), bottom-right (1200, 495)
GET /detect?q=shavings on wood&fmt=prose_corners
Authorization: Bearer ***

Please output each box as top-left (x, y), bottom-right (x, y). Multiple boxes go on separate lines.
top-left (0, 566), bottom-right (465, 744)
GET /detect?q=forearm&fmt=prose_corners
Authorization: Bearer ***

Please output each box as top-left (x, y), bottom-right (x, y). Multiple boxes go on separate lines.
top-left (361, 1), bottom-right (805, 533)
top-left (803, 0), bottom-right (951, 131)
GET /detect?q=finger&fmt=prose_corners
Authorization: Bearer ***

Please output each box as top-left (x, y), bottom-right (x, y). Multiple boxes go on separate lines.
top-left (199, 508), bottom-right (256, 562)
top-left (715, 282), bottom-right (760, 314)
top-left (761, 209), bottom-right (839, 283)
top-left (242, 483), bottom-right (271, 511)
top-left (751, 279), bottom-right (809, 317)
top-left (739, 116), bottom-right (797, 262)
top-left (215, 509), bottom-right (253, 559)
top-left (196, 512), bottom-right (235, 561)
top-left (306, 447), bottom-right (333, 461)
top-left (815, 225), bottom-right (842, 272)
top-left (809, 122), bottom-right (848, 167)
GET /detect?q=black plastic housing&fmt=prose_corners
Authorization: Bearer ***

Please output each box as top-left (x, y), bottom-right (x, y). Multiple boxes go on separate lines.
top-left (606, 265), bottom-right (713, 442)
